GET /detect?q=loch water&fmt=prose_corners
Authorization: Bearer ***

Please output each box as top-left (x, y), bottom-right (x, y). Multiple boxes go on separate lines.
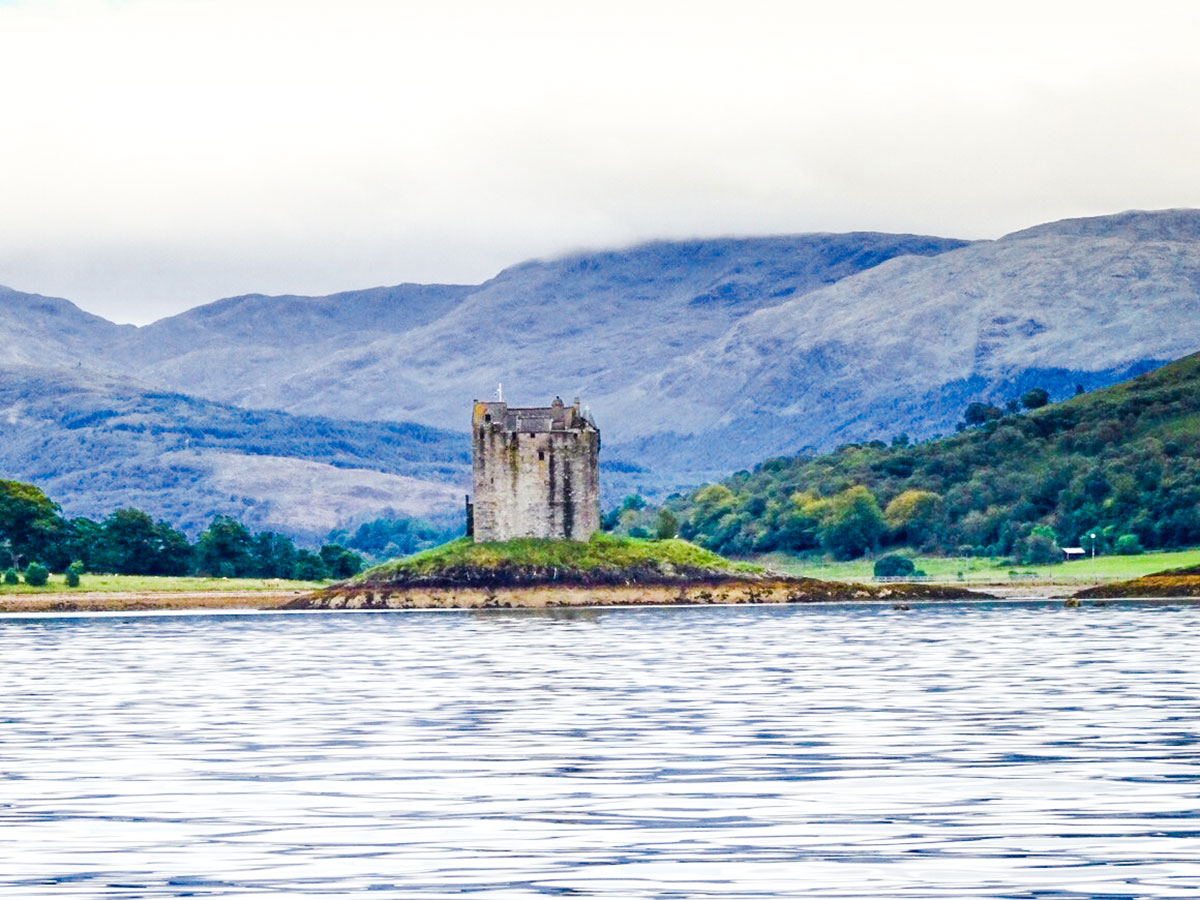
top-left (2, 602), bottom-right (1200, 899)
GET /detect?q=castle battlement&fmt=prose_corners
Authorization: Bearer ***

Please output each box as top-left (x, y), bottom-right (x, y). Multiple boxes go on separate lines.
top-left (470, 396), bottom-right (600, 542)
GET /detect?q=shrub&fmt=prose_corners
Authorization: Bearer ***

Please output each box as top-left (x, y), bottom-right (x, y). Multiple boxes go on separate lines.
top-left (963, 402), bottom-right (1002, 426)
top-left (23, 561), bottom-right (49, 586)
top-left (65, 560), bottom-right (84, 587)
top-left (1021, 387), bottom-right (1050, 410)
top-left (654, 509), bottom-right (679, 540)
top-left (292, 551), bottom-right (329, 581)
top-left (874, 554), bottom-right (917, 578)
top-left (1114, 534), bottom-right (1144, 555)
top-left (3, 568), bottom-right (18, 585)
top-left (1017, 534), bottom-right (1060, 566)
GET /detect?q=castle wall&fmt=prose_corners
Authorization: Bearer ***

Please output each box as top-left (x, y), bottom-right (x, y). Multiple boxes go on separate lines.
top-left (472, 401), bottom-right (600, 542)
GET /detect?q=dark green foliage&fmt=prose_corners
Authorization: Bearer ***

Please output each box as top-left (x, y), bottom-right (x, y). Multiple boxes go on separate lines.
top-left (603, 494), bottom-right (648, 531)
top-left (670, 352), bottom-right (1200, 558)
top-left (1115, 534), bottom-right (1144, 555)
top-left (0, 480), bottom-right (62, 569)
top-left (3, 568), bottom-right (18, 585)
top-left (874, 554), bottom-right (916, 577)
top-left (23, 561), bottom-right (49, 586)
top-left (251, 532), bottom-right (298, 578)
top-left (1015, 527), bottom-right (1061, 565)
top-left (292, 550), bottom-right (328, 581)
top-left (0, 477), bottom-right (347, 581)
top-left (195, 517), bottom-right (255, 577)
top-left (963, 402), bottom-right (1002, 426)
top-left (819, 486), bottom-right (886, 559)
top-left (319, 544), bottom-right (363, 579)
top-left (328, 514), bottom-right (461, 561)
top-left (92, 509), bottom-right (191, 576)
top-left (1021, 387), bottom-right (1050, 409)
top-left (654, 508), bottom-right (679, 540)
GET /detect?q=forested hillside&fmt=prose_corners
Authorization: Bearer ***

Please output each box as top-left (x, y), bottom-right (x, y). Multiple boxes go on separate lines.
top-left (662, 352), bottom-right (1200, 562)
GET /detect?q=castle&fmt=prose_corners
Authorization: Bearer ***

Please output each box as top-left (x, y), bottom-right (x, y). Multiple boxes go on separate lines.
top-left (469, 395), bottom-right (600, 542)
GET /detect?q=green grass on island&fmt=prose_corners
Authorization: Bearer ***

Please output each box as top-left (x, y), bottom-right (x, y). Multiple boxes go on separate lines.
top-left (357, 533), bottom-right (762, 586)
top-left (0, 573), bottom-right (327, 595)
top-left (758, 546), bottom-right (1200, 584)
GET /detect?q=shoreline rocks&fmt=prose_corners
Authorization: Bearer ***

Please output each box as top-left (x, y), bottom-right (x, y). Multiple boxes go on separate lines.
top-left (285, 577), bottom-right (990, 611)
top-left (1075, 567), bottom-right (1200, 599)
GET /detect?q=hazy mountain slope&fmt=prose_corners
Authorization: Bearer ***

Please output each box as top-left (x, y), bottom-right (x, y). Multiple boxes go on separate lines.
top-left (0, 365), bottom-right (469, 538)
top-left (606, 209), bottom-right (1200, 476)
top-left (1006, 207), bottom-right (1200, 242)
top-left (112, 233), bottom-right (968, 421)
top-left (107, 283), bottom-right (472, 410)
top-left (0, 286), bottom-right (133, 367)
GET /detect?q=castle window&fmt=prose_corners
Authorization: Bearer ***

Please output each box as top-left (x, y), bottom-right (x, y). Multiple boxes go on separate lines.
top-left (538, 450), bottom-right (545, 461)
top-left (485, 414), bottom-right (491, 423)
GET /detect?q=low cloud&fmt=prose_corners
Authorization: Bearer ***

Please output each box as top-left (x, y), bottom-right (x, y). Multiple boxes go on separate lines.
top-left (2, 0), bottom-right (1199, 323)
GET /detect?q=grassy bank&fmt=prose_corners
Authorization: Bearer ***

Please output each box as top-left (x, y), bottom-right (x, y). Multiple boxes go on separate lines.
top-left (302, 535), bottom-right (988, 608)
top-left (361, 534), bottom-right (761, 586)
top-left (0, 573), bottom-right (325, 594)
top-left (757, 547), bottom-right (1200, 584)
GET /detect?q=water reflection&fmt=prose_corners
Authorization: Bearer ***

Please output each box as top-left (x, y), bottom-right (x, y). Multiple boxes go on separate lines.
top-left (2, 602), bottom-right (1200, 897)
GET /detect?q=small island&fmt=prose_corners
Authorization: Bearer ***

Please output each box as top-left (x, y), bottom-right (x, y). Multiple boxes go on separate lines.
top-left (285, 534), bottom-right (988, 610)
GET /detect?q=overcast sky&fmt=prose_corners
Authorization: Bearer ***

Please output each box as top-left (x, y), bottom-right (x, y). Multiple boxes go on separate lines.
top-left (2, 0), bottom-right (1199, 324)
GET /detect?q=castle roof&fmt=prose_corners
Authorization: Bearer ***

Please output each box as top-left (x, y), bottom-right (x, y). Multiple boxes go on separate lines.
top-left (473, 396), bottom-right (597, 433)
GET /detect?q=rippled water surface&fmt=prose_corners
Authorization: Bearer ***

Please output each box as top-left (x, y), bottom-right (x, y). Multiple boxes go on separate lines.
top-left (3, 602), bottom-right (1200, 898)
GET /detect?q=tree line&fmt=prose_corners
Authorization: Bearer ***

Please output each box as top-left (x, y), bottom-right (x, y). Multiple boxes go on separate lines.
top-left (614, 355), bottom-right (1200, 564)
top-left (0, 479), bottom-right (363, 581)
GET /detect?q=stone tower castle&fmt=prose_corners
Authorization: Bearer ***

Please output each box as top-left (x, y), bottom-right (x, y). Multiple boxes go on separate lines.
top-left (470, 395), bottom-right (600, 542)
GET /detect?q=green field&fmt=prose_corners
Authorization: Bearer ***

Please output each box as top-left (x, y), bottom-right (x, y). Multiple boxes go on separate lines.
top-left (0, 573), bottom-right (326, 594)
top-left (756, 547), bottom-right (1200, 584)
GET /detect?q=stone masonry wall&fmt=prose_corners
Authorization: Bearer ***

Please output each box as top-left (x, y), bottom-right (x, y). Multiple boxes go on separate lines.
top-left (472, 401), bottom-right (600, 542)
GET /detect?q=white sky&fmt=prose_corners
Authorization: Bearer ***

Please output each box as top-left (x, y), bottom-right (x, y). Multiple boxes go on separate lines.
top-left (1, 0), bottom-right (1199, 324)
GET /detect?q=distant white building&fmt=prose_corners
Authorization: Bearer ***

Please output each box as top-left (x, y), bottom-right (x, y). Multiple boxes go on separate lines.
top-left (1061, 547), bottom-right (1086, 561)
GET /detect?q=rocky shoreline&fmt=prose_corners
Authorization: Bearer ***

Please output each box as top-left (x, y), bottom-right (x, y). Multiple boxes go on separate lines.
top-left (1075, 566), bottom-right (1200, 599)
top-left (0, 590), bottom-right (307, 614)
top-left (285, 577), bottom-right (990, 611)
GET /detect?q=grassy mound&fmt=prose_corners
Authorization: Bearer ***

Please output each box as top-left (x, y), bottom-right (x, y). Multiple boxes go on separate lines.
top-left (1076, 562), bottom-right (1200, 599)
top-left (352, 533), bottom-right (763, 588)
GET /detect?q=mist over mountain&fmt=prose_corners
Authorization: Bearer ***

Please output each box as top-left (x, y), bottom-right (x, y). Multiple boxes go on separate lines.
top-left (612, 209), bottom-right (1200, 474)
top-left (1, 209), bottom-right (1197, 535)
top-left (99, 233), bottom-right (966, 423)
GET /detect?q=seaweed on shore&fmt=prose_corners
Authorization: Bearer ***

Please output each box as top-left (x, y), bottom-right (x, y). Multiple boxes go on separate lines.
top-left (1075, 563), bottom-right (1200, 599)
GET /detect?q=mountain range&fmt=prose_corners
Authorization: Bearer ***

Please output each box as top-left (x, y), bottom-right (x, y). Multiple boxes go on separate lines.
top-left (1, 209), bottom-right (1197, 538)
